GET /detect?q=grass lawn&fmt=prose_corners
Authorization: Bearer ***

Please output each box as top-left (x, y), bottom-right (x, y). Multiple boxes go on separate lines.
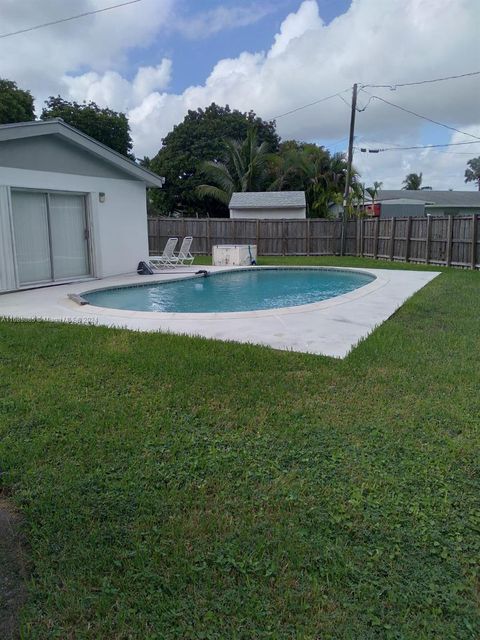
top-left (0, 257), bottom-right (479, 639)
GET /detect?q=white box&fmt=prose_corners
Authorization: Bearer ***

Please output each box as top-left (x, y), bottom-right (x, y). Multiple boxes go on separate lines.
top-left (212, 244), bottom-right (257, 266)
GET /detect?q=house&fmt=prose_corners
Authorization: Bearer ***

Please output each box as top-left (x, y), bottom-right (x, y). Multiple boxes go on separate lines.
top-left (0, 119), bottom-right (164, 293)
top-left (229, 191), bottom-right (306, 219)
top-left (367, 190), bottom-right (480, 218)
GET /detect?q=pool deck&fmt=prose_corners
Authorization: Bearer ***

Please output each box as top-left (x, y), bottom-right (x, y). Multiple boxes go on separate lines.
top-left (0, 266), bottom-right (440, 358)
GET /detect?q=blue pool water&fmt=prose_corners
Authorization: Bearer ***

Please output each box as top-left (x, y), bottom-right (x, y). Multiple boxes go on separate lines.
top-left (83, 268), bottom-right (374, 313)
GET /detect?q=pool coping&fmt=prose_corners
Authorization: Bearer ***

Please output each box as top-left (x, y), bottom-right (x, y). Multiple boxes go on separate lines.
top-left (0, 265), bottom-right (441, 358)
top-left (77, 266), bottom-right (384, 320)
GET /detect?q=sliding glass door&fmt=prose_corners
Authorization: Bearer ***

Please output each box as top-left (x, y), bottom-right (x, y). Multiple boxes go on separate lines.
top-left (49, 194), bottom-right (89, 280)
top-left (11, 190), bottom-right (90, 286)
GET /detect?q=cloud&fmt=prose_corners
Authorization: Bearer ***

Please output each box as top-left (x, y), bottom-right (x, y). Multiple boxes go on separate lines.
top-left (0, 0), bottom-right (174, 102)
top-left (2, 0), bottom-right (479, 188)
top-left (62, 60), bottom-right (172, 111)
top-left (174, 3), bottom-right (276, 39)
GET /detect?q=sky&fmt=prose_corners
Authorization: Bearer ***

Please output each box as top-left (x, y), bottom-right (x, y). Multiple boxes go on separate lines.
top-left (1, 0), bottom-right (480, 189)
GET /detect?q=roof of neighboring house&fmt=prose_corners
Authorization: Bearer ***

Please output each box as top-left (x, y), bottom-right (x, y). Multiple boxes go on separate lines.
top-left (374, 190), bottom-right (480, 207)
top-left (0, 119), bottom-right (164, 188)
top-left (230, 191), bottom-right (306, 209)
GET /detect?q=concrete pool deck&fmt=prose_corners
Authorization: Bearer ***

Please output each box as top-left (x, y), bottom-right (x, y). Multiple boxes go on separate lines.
top-left (0, 266), bottom-right (440, 358)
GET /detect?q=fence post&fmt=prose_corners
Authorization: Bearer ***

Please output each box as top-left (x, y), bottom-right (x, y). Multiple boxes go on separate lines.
top-left (306, 219), bottom-right (310, 256)
top-left (282, 219), bottom-right (286, 256)
top-left (425, 215), bottom-right (432, 264)
top-left (471, 214), bottom-right (478, 270)
top-left (389, 217), bottom-right (396, 261)
top-left (446, 215), bottom-right (453, 267)
top-left (360, 219), bottom-right (364, 257)
top-left (405, 216), bottom-right (412, 262)
top-left (373, 217), bottom-right (379, 259)
top-left (207, 218), bottom-right (211, 254)
top-left (256, 219), bottom-right (260, 252)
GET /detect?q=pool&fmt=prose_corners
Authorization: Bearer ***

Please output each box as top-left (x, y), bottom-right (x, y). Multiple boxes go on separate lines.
top-left (83, 268), bottom-right (375, 314)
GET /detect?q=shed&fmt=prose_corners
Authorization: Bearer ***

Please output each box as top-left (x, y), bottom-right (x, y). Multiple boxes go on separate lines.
top-left (229, 191), bottom-right (306, 219)
top-left (0, 119), bottom-right (164, 293)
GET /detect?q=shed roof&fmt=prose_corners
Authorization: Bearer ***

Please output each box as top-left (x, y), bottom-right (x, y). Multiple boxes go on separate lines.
top-left (375, 190), bottom-right (480, 207)
top-left (229, 191), bottom-right (306, 209)
top-left (0, 119), bottom-right (164, 188)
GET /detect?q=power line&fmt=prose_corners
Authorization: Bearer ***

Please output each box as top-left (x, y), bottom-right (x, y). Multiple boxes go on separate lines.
top-left (272, 88), bottom-right (350, 119)
top-left (361, 70), bottom-right (480, 90)
top-left (355, 140), bottom-right (480, 152)
top-left (360, 89), bottom-right (480, 141)
top-left (0, 0), bottom-right (142, 39)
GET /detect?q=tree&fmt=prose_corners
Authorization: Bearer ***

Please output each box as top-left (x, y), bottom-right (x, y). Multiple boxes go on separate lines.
top-left (402, 172), bottom-right (431, 190)
top-left (269, 142), bottom-right (351, 217)
top-left (149, 103), bottom-right (280, 217)
top-left (197, 127), bottom-right (271, 204)
top-left (41, 96), bottom-right (133, 157)
top-left (0, 79), bottom-right (35, 124)
top-left (464, 157), bottom-right (480, 191)
top-left (365, 181), bottom-right (383, 203)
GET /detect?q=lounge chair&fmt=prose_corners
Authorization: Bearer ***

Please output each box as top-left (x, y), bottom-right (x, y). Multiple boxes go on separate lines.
top-left (175, 236), bottom-right (194, 266)
top-left (149, 237), bottom-right (178, 269)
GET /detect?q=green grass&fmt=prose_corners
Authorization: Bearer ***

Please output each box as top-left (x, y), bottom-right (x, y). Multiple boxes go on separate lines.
top-left (0, 257), bottom-right (479, 639)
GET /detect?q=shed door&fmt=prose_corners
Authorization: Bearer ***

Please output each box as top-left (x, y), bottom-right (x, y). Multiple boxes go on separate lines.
top-left (11, 190), bottom-right (89, 286)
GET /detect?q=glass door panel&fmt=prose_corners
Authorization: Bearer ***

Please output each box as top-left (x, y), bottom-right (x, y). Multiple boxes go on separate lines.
top-left (49, 194), bottom-right (89, 280)
top-left (11, 191), bottom-right (52, 285)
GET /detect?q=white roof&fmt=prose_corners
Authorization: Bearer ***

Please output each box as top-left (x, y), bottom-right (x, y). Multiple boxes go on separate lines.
top-left (230, 191), bottom-right (306, 209)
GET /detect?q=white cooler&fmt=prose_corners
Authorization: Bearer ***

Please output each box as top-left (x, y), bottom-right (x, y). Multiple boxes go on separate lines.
top-left (212, 244), bottom-right (257, 266)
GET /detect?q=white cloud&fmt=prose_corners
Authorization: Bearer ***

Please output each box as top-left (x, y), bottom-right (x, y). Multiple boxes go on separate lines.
top-left (268, 0), bottom-right (323, 58)
top-left (2, 0), bottom-right (479, 187)
top-left (175, 3), bottom-right (276, 39)
top-left (0, 0), bottom-right (174, 103)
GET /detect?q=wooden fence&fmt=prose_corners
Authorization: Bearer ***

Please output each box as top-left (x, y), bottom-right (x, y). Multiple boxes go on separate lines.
top-left (148, 215), bottom-right (480, 269)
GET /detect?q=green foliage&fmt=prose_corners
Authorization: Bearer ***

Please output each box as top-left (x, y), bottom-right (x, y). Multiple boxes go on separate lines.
top-left (269, 141), bottom-right (350, 217)
top-left (0, 261), bottom-right (479, 638)
top-left (197, 127), bottom-right (271, 204)
top-left (41, 96), bottom-right (133, 157)
top-left (464, 156), bottom-right (480, 190)
top-left (149, 103), bottom-right (280, 217)
top-left (402, 173), bottom-right (432, 191)
top-left (0, 78), bottom-right (35, 124)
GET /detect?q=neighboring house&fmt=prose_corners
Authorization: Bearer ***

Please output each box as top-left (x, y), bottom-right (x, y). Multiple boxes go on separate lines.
top-left (229, 191), bottom-right (306, 219)
top-left (367, 190), bottom-right (480, 218)
top-left (0, 119), bottom-right (164, 293)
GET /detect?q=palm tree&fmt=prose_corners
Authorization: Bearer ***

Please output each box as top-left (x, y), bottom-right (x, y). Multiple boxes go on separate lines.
top-left (465, 157), bottom-right (480, 191)
top-left (197, 127), bottom-right (270, 204)
top-left (402, 173), bottom-right (431, 190)
top-left (269, 144), bottom-right (352, 217)
top-left (365, 180), bottom-right (383, 203)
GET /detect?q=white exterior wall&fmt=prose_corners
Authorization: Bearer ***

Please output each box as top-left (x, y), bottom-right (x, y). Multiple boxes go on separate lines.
top-left (230, 207), bottom-right (306, 220)
top-left (0, 166), bottom-right (148, 292)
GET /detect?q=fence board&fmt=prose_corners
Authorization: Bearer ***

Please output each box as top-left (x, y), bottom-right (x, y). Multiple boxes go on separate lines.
top-left (147, 215), bottom-right (479, 268)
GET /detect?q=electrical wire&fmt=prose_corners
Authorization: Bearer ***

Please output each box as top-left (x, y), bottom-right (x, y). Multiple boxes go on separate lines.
top-left (361, 70), bottom-right (480, 90)
top-left (355, 140), bottom-right (480, 152)
top-left (359, 89), bottom-right (480, 141)
top-left (0, 0), bottom-right (142, 39)
top-left (272, 88), bottom-right (350, 119)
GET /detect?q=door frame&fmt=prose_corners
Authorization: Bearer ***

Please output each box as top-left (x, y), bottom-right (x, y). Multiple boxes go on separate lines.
top-left (10, 187), bottom-right (93, 289)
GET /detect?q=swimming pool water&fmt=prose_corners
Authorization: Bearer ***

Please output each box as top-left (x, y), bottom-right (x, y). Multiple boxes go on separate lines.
top-left (83, 268), bottom-right (375, 313)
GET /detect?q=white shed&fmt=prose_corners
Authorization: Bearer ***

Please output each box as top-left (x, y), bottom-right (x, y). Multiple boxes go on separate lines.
top-left (229, 191), bottom-right (306, 219)
top-left (0, 119), bottom-right (164, 293)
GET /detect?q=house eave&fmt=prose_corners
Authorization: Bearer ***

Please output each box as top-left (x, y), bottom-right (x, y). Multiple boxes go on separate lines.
top-left (0, 119), bottom-right (164, 188)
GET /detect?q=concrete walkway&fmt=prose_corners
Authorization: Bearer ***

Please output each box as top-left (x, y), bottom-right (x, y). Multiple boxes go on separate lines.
top-left (0, 266), bottom-right (440, 358)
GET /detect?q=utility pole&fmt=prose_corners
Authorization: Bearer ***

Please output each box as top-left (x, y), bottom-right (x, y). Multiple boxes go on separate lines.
top-left (340, 82), bottom-right (358, 255)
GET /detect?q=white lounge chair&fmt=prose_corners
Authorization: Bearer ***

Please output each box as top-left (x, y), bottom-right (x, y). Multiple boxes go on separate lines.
top-left (175, 236), bottom-right (194, 266)
top-left (149, 237), bottom-right (178, 269)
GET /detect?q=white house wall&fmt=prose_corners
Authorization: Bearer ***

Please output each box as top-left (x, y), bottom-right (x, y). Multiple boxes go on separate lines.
top-left (230, 207), bottom-right (306, 220)
top-left (0, 166), bottom-right (148, 291)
